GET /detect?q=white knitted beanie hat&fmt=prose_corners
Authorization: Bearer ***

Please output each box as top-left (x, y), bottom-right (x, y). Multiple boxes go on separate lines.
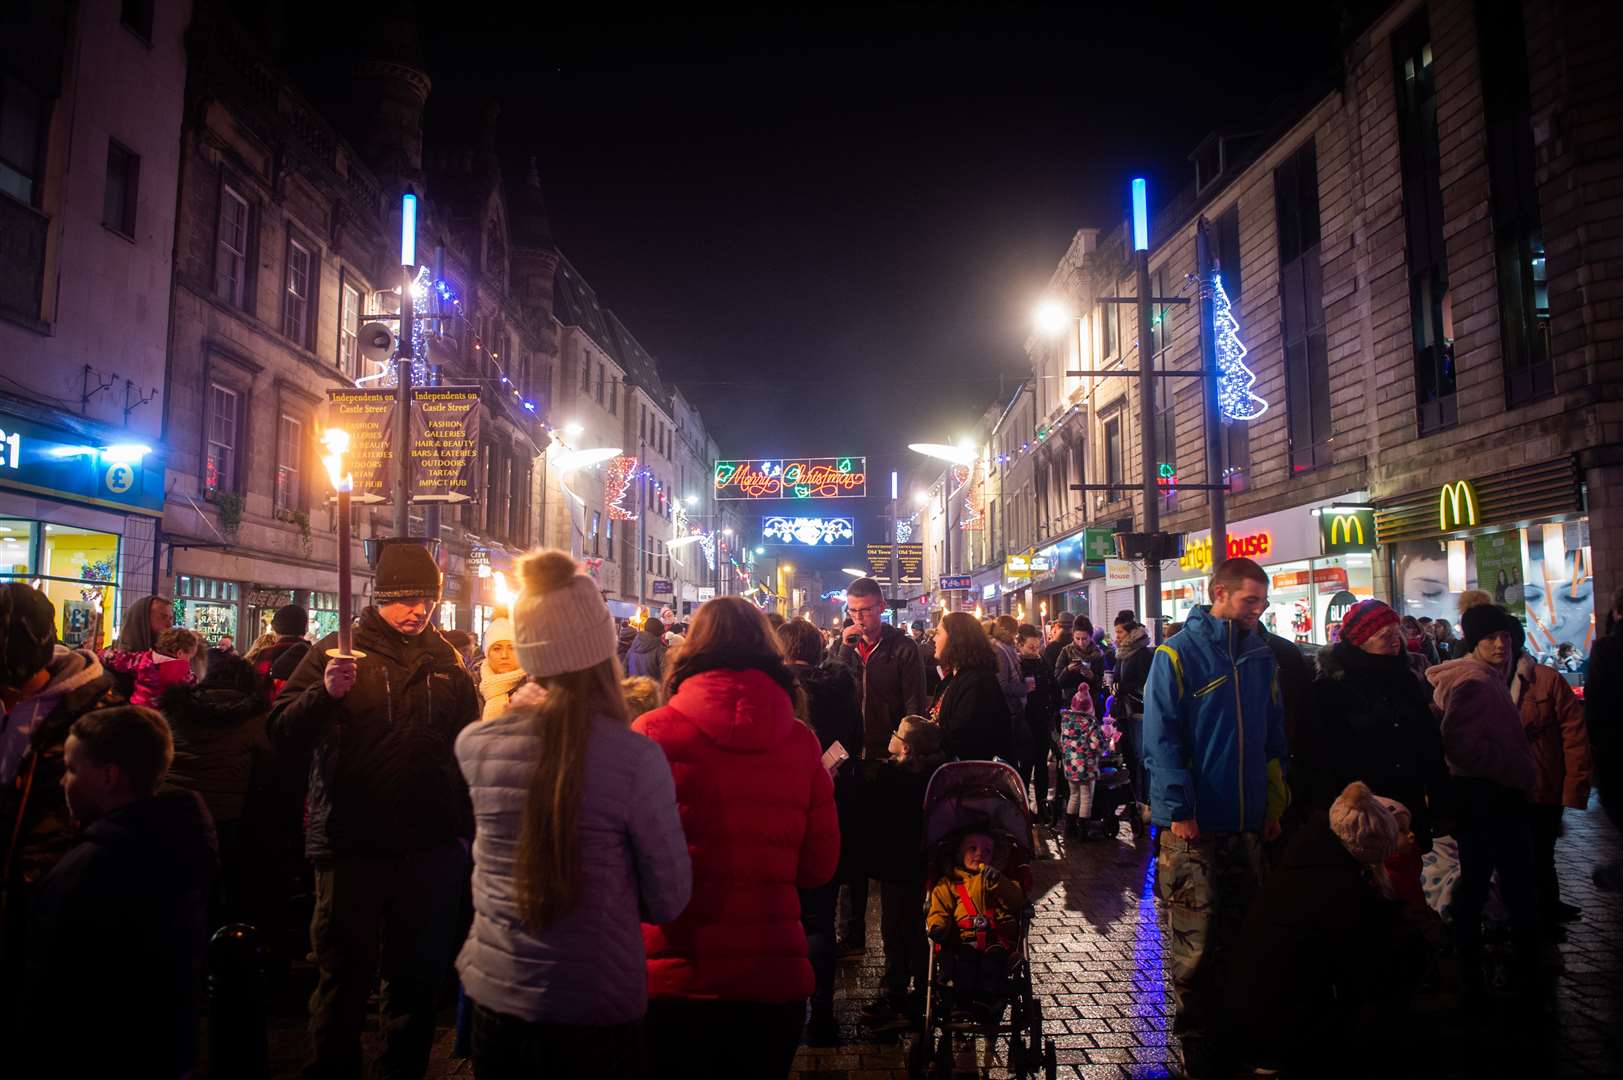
top-left (512, 550), bottom-right (618, 678)
top-left (1328, 781), bottom-right (1400, 865)
top-left (484, 616), bottom-right (515, 646)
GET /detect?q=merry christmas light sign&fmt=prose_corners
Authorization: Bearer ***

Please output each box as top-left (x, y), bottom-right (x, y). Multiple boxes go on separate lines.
top-left (714, 457), bottom-right (867, 500)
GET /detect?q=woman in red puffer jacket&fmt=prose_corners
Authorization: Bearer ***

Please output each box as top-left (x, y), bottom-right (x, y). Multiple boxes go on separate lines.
top-left (634, 597), bottom-right (839, 1078)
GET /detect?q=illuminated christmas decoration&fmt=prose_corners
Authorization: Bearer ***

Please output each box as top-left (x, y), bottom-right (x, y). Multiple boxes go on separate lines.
top-left (715, 457), bottom-right (867, 500)
top-left (895, 519), bottom-right (914, 544)
top-left (761, 515), bottom-right (856, 547)
top-left (959, 461), bottom-right (985, 531)
top-left (1210, 269), bottom-right (1267, 420)
top-left (695, 530), bottom-right (716, 570)
top-left (605, 456), bottom-right (638, 520)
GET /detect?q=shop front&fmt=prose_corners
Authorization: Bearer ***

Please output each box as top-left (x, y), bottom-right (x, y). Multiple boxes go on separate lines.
top-left (0, 406), bottom-right (166, 650)
top-left (1032, 529), bottom-right (1105, 624)
top-left (1166, 494), bottom-right (1375, 646)
top-left (1376, 458), bottom-right (1589, 658)
top-left (173, 574), bottom-right (241, 646)
top-left (243, 586), bottom-right (343, 643)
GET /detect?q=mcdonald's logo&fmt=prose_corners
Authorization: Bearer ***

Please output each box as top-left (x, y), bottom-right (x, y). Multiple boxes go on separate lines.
top-left (1329, 514), bottom-right (1365, 546)
top-left (1438, 480), bottom-right (1479, 531)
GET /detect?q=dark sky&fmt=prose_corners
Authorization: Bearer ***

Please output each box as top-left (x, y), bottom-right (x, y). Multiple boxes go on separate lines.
top-left (280, 2), bottom-right (1346, 571)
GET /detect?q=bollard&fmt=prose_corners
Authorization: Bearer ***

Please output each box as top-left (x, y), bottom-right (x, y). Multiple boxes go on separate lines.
top-left (208, 923), bottom-right (269, 1079)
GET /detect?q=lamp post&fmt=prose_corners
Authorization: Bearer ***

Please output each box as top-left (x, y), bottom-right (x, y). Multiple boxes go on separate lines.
top-left (1131, 178), bottom-right (1164, 633)
top-left (321, 430), bottom-right (364, 660)
top-left (393, 192), bottom-right (418, 537)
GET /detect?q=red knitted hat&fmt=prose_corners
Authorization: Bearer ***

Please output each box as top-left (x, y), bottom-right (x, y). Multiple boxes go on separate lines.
top-left (1339, 599), bottom-right (1399, 647)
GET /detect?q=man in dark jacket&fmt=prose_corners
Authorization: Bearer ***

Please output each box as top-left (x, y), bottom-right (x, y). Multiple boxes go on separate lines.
top-left (624, 617), bottom-right (667, 680)
top-left (1586, 586), bottom-right (1623, 890)
top-left (833, 577), bottom-right (924, 951)
top-left (270, 539), bottom-right (480, 1079)
top-left (25, 704), bottom-right (218, 1077)
top-left (255, 603), bottom-right (313, 699)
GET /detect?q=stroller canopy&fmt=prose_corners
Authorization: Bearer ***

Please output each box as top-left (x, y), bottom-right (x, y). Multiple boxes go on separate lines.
top-left (922, 760), bottom-right (1033, 858)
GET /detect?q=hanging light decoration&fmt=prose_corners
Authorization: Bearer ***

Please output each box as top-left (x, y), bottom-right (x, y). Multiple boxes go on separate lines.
top-left (1210, 269), bottom-right (1268, 421)
top-left (606, 455), bottom-right (639, 520)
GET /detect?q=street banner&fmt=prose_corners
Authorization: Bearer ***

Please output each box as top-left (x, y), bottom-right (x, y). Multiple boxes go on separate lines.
top-left (326, 388), bottom-right (397, 503)
top-left (410, 387), bottom-right (481, 503)
top-left (865, 543), bottom-right (924, 585)
top-left (1474, 529), bottom-right (1526, 618)
top-left (714, 457), bottom-right (867, 500)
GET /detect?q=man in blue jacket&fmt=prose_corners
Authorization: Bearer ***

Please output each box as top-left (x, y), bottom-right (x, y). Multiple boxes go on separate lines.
top-left (1143, 557), bottom-right (1287, 1078)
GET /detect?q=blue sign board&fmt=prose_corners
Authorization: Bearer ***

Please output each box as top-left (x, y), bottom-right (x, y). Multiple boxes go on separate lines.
top-left (0, 411), bottom-right (165, 515)
top-left (938, 575), bottom-right (973, 591)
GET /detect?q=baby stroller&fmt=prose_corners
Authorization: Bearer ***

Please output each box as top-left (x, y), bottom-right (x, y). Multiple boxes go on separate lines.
top-left (907, 760), bottom-right (1057, 1080)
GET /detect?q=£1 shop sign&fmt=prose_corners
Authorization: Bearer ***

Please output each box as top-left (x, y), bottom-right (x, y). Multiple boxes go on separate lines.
top-left (1179, 529), bottom-right (1272, 573)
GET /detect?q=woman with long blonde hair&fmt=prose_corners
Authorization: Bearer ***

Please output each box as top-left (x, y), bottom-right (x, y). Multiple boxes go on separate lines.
top-left (455, 550), bottom-right (691, 1074)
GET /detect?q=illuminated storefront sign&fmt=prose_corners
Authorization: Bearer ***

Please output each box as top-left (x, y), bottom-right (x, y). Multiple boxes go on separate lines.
top-left (1004, 553), bottom-right (1053, 577)
top-left (1438, 480), bottom-right (1479, 531)
top-left (1178, 529), bottom-right (1273, 573)
top-left (1319, 508), bottom-right (1376, 555)
top-left (760, 515), bottom-right (855, 547)
top-left (0, 411), bottom-right (164, 515)
top-left (714, 457), bottom-right (867, 500)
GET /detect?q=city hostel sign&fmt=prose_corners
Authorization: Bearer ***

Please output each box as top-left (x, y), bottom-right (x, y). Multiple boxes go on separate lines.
top-left (1179, 529), bottom-right (1272, 573)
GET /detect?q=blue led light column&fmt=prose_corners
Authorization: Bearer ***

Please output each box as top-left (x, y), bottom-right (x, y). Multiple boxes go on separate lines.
top-left (1133, 177), bottom-right (1163, 632)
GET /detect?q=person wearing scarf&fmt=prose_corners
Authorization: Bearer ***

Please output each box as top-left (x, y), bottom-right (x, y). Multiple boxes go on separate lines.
top-left (479, 617), bottom-right (527, 720)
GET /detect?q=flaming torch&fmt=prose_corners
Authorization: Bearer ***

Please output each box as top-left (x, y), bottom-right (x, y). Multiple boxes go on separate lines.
top-left (491, 570), bottom-right (517, 614)
top-left (322, 429), bottom-right (366, 660)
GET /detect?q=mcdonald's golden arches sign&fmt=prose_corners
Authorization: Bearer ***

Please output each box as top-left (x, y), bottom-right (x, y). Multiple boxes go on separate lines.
top-left (1319, 508), bottom-right (1376, 555)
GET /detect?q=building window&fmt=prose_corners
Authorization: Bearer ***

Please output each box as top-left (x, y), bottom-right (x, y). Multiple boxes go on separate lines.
top-left (1152, 268), bottom-right (1176, 470)
top-left (339, 281), bottom-right (361, 376)
top-left (1216, 204), bottom-right (1242, 303)
top-left (1477, 0), bottom-right (1552, 406)
top-left (580, 351), bottom-right (592, 393)
top-left (1070, 440), bottom-right (1086, 517)
top-left (605, 516), bottom-right (615, 561)
top-left (275, 414), bottom-right (301, 512)
top-left (215, 184), bottom-right (251, 308)
top-left (596, 363), bottom-right (606, 405)
top-left (1393, 12), bottom-right (1456, 434)
top-left (591, 511), bottom-right (601, 557)
top-left (283, 236), bottom-right (312, 347)
top-left (1103, 413), bottom-right (1124, 491)
top-left (206, 384), bottom-right (239, 494)
top-left (121, 0), bottom-right (154, 41)
top-left (101, 141), bottom-right (139, 238)
top-left (1099, 298), bottom-right (1117, 360)
top-left (1276, 139), bottom-right (1331, 473)
top-left (609, 377), bottom-right (618, 416)
top-left (0, 75), bottom-right (47, 206)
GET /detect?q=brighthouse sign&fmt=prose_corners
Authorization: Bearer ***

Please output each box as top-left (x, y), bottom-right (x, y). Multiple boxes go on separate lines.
top-left (714, 458), bottom-right (867, 500)
top-left (1319, 508), bottom-right (1376, 555)
top-left (1179, 529), bottom-right (1273, 573)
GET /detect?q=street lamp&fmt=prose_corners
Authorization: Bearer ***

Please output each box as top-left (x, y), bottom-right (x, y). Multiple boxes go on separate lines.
top-left (564, 421), bottom-right (584, 437)
top-left (685, 494), bottom-right (698, 506)
top-left (841, 567), bottom-right (866, 578)
top-left (1033, 300), bottom-right (1070, 335)
top-left (908, 442), bottom-right (977, 466)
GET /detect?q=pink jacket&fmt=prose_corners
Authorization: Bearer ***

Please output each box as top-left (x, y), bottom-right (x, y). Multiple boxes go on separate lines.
top-left (1512, 656), bottom-right (1592, 808)
top-left (106, 650), bottom-right (196, 709)
top-left (1426, 658), bottom-right (1537, 793)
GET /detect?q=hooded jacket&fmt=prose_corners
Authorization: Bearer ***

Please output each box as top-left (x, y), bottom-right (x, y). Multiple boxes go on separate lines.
top-left (1142, 605), bottom-right (1288, 832)
top-left (160, 671), bottom-right (272, 826)
top-left (633, 667), bottom-right (839, 1002)
top-left (1426, 657), bottom-right (1537, 794)
top-left (934, 665), bottom-right (1013, 763)
top-left (104, 649), bottom-right (195, 709)
top-left (1511, 653), bottom-right (1591, 808)
top-left (269, 607), bottom-right (481, 861)
top-left (253, 636), bottom-right (311, 701)
top-left (455, 709), bottom-right (691, 1025)
top-left (1300, 642), bottom-right (1449, 849)
top-left (836, 624), bottom-right (926, 760)
top-left (25, 788), bottom-right (218, 1077)
top-left (624, 631), bottom-right (667, 681)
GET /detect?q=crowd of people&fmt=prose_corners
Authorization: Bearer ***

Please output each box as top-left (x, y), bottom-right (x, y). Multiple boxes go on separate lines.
top-left (0, 544), bottom-right (1618, 1079)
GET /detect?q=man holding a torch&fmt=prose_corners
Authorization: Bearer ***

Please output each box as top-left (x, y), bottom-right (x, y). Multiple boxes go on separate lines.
top-left (270, 535), bottom-right (480, 1078)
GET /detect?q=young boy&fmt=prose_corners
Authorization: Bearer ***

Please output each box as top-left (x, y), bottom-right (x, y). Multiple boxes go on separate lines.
top-left (927, 831), bottom-right (1026, 1005)
top-left (24, 705), bottom-right (218, 1076)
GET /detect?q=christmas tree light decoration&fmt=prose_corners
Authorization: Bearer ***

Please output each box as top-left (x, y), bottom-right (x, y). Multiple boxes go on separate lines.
top-left (606, 456), bottom-right (639, 520)
top-left (1210, 269), bottom-right (1267, 421)
top-left (895, 519), bottom-right (914, 544)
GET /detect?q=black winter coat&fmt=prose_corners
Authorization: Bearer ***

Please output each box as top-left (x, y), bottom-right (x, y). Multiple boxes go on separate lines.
top-left (269, 607), bottom-right (481, 861)
top-left (836, 625), bottom-right (926, 761)
top-left (160, 679), bottom-right (271, 826)
top-left (25, 788), bottom-right (218, 1076)
top-left (1020, 654), bottom-right (1059, 739)
top-left (859, 755), bottom-right (945, 883)
top-left (1263, 629), bottom-right (1314, 754)
top-left (1300, 643), bottom-right (1450, 849)
top-left (1225, 814), bottom-right (1426, 1054)
top-left (934, 666), bottom-right (1012, 763)
top-left (794, 661), bottom-right (864, 878)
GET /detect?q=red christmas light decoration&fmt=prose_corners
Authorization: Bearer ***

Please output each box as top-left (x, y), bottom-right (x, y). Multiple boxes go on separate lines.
top-left (606, 455), bottom-right (639, 520)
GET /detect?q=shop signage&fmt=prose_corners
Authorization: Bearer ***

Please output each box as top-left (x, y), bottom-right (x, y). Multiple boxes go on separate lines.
top-left (1271, 567), bottom-right (1349, 592)
top-left (326, 389), bottom-right (397, 502)
top-left (1178, 529), bottom-right (1273, 573)
top-left (1105, 558), bottom-right (1136, 588)
top-left (865, 542), bottom-right (924, 585)
top-left (982, 583), bottom-right (999, 601)
top-left (1474, 529), bottom-right (1526, 618)
top-left (467, 546), bottom-right (490, 572)
top-left (1083, 527), bottom-right (1116, 562)
top-left (760, 515), bottom-right (856, 547)
top-left (1438, 480), bottom-right (1479, 531)
top-left (938, 574), bottom-right (973, 591)
top-left (409, 387), bottom-right (481, 503)
top-left (1004, 553), bottom-right (1053, 577)
top-left (696, 587), bottom-right (716, 602)
top-left (652, 579), bottom-right (674, 596)
top-left (0, 411), bottom-right (166, 515)
top-left (1319, 508), bottom-right (1376, 555)
top-left (714, 457), bottom-right (867, 500)
top-left (1325, 590), bottom-right (1359, 626)
top-left (246, 587), bottom-right (295, 609)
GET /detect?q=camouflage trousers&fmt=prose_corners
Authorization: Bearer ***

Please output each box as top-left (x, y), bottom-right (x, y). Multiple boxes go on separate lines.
top-left (1155, 830), bottom-right (1264, 1037)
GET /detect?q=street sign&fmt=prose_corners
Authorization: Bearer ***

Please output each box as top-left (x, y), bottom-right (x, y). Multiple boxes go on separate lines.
top-left (410, 387), bottom-right (481, 503)
top-left (652, 579), bottom-right (674, 596)
top-left (1083, 527), bottom-right (1116, 562)
top-left (327, 388), bottom-right (398, 503)
top-left (696, 587), bottom-right (716, 601)
top-left (865, 543), bottom-right (924, 585)
top-left (938, 575), bottom-right (973, 591)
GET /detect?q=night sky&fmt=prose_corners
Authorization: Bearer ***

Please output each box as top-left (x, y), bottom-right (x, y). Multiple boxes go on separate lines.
top-left (278, 2), bottom-right (1346, 571)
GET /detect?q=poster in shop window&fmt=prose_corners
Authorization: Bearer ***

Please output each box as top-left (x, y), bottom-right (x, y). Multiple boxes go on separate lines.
top-left (1473, 529), bottom-right (1526, 619)
top-left (409, 387), bottom-right (481, 503)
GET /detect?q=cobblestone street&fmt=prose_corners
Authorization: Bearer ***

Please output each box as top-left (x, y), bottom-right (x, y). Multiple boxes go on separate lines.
top-left (261, 795), bottom-right (1623, 1079)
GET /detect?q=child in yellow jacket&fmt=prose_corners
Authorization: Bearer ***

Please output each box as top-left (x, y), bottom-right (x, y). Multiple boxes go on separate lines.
top-left (926, 832), bottom-right (1026, 1002)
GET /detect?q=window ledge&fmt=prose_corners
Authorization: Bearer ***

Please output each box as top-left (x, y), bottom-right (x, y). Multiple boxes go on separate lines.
top-left (102, 222), bottom-right (137, 245)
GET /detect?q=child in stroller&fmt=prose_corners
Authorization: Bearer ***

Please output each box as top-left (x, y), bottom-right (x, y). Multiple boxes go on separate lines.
top-left (926, 831), bottom-right (1026, 1009)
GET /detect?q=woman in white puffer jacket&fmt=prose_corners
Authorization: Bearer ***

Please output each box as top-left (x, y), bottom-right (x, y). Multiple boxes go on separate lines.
top-left (455, 550), bottom-right (691, 1074)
